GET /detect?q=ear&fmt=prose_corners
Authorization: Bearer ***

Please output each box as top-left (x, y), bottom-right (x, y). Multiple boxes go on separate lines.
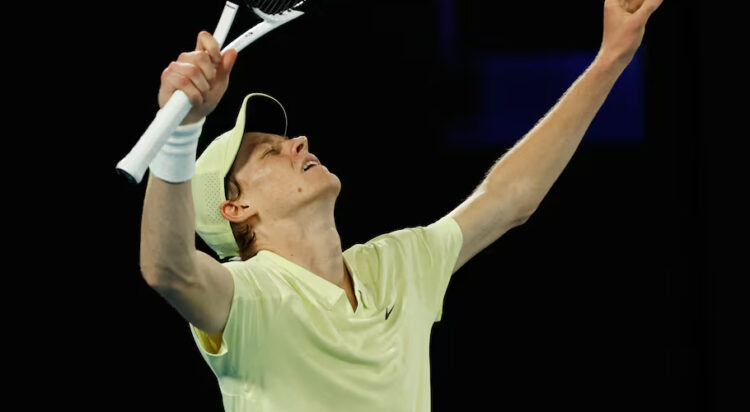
top-left (220, 198), bottom-right (258, 224)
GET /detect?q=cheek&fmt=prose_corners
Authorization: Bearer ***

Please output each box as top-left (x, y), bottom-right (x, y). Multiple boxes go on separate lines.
top-left (253, 166), bottom-right (274, 180)
top-left (250, 166), bottom-right (298, 197)
top-left (254, 166), bottom-right (294, 187)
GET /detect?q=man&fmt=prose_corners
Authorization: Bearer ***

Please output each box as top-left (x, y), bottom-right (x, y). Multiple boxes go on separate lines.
top-left (139, 1), bottom-right (663, 410)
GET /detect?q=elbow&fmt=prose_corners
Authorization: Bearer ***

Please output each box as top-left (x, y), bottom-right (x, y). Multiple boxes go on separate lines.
top-left (141, 262), bottom-right (174, 289)
top-left (516, 214), bottom-right (531, 225)
top-left (139, 246), bottom-right (196, 288)
top-left (140, 256), bottom-right (198, 290)
top-left (489, 180), bottom-right (538, 225)
top-left (139, 251), bottom-right (162, 287)
top-left (514, 205), bottom-right (537, 225)
top-left (140, 266), bottom-right (192, 291)
top-left (140, 265), bottom-right (165, 288)
top-left (514, 213), bottom-right (532, 226)
top-left (139, 241), bottom-right (158, 285)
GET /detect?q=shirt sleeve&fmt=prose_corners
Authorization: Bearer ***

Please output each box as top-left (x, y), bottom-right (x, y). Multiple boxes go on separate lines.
top-left (416, 215), bottom-right (463, 322)
top-left (188, 260), bottom-right (271, 379)
top-left (366, 215), bottom-right (464, 323)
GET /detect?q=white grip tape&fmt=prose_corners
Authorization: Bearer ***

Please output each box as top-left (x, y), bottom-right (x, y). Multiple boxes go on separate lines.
top-left (214, 2), bottom-right (238, 48)
top-left (115, 2), bottom-right (239, 184)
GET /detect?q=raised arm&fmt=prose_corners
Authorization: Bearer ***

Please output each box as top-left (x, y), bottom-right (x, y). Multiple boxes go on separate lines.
top-left (140, 30), bottom-right (235, 280)
top-left (139, 32), bottom-right (239, 335)
top-left (448, 0), bottom-right (664, 274)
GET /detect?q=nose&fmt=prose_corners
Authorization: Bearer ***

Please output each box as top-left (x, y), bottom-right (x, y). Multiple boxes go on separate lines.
top-left (290, 136), bottom-right (308, 156)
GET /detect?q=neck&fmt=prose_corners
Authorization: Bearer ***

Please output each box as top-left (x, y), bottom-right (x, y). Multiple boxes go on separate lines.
top-left (255, 207), bottom-right (346, 288)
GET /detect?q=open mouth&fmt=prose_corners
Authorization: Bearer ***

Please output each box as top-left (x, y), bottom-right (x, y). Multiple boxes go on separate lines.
top-left (303, 162), bottom-right (320, 172)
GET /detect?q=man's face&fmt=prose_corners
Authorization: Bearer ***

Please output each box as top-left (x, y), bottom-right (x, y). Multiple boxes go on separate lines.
top-left (229, 132), bottom-right (341, 221)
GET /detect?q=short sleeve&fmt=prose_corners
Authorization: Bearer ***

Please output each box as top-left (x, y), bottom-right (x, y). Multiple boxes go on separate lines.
top-left (417, 215), bottom-right (463, 322)
top-left (367, 215), bottom-right (463, 323)
top-left (188, 260), bottom-right (269, 377)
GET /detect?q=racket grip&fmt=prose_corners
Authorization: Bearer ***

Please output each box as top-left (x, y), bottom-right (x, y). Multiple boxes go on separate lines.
top-left (115, 91), bottom-right (192, 184)
top-left (214, 2), bottom-right (238, 47)
top-left (115, 1), bottom-right (238, 184)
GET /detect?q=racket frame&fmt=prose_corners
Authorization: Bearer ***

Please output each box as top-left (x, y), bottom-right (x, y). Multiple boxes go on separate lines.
top-left (116, 1), bottom-right (305, 184)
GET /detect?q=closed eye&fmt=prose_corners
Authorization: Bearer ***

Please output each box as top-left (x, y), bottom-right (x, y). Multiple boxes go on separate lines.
top-left (261, 137), bottom-right (288, 158)
top-left (263, 146), bottom-right (280, 158)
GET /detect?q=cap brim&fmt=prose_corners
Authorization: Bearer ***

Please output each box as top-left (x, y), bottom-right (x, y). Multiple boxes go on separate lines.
top-left (221, 92), bottom-right (289, 179)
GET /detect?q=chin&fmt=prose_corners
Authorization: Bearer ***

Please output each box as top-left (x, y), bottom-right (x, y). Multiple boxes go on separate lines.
top-left (327, 174), bottom-right (342, 196)
top-left (307, 171), bottom-right (341, 200)
top-left (322, 172), bottom-right (342, 199)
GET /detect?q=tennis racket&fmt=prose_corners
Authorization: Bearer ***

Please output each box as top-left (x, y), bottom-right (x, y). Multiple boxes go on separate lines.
top-left (116, 0), bottom-right (311, 184)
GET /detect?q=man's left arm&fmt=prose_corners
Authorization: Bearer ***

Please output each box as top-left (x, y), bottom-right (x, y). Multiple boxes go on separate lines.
top-left (449, 0), bottom-right (664, 274)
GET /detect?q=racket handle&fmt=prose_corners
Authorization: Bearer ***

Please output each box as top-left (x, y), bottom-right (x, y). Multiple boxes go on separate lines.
top-left (115, 1), bottom-right (239, 184)
top-left (213, 2), bottom-right (239, 48)
top-left (115, 92), bottom-right (192, 183)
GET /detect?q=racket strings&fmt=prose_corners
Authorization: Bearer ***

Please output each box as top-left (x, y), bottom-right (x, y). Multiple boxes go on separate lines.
top-left (246, 0), bottom-right (307, 15)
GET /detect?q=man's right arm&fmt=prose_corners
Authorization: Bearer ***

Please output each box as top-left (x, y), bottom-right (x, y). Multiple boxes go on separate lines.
top-left (139, 174), bottom-right (198, 284)
top-left (138, 30), bottom-right (239, 336)
top-left (140, 173), bottom-right (235, 336)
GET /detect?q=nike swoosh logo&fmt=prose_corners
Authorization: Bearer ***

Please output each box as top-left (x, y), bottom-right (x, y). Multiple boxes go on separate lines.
top-left (385, 305), bottom-right (394, 320)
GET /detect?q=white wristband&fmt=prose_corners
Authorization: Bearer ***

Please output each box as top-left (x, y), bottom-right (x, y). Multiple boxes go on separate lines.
top-left (148, 116), bottom-right (206, 183)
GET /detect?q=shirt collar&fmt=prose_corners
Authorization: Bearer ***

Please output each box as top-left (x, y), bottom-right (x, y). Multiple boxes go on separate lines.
top-left (257, 250), bottom-right (368, 311)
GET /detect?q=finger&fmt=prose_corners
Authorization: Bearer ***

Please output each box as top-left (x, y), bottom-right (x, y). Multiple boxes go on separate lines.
top-left (216, 48), bottom-right (238, 82)
top-left (196, 31), bottom-right (222, 66)
top-left (169, 60), bottom-right (211, 96)
top-left (178, 50), bottom-right (217, 84)
top-left (163, 70), bottom-right (204, 106)
top-left (634, 0), bottom-right (663, 21)
top-left (624, 0), bottom-right (646, 14)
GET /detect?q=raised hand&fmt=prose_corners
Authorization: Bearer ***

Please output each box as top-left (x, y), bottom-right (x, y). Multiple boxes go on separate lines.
top-left (598, 0), bottom-right (664, 70)
top-left (158, 31), bottom-right (239, 125)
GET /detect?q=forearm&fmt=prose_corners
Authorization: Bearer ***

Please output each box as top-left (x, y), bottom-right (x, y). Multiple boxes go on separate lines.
top-left (140, 173), bottom-right (197, 285)
top-left (484, 56), bottom-right (626, 214)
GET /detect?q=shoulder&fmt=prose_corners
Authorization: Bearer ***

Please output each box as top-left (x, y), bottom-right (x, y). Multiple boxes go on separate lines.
top-left (219, 255), bottom-right (285, 300)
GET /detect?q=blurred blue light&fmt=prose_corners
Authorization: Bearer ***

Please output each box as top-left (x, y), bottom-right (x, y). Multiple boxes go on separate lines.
top-left (443, 51), bottom-right (645, 148)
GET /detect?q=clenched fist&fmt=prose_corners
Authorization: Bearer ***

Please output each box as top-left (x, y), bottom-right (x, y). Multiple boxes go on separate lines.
top-left (158, 31), bottom-right (238, 126)
top-left (599, 0), bottom-right (664, 70)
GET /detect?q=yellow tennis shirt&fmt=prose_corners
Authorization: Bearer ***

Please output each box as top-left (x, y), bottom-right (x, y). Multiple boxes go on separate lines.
top-left (188, 214), bottom-right (463, 411)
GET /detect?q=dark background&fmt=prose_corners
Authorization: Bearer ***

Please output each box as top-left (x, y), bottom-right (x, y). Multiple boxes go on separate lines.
top-left (42, 0), bottom-right (744, 410)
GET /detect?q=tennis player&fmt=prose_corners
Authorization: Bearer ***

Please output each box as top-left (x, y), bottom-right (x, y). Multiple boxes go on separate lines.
top-left (139, 1), bottom-right (663, 410)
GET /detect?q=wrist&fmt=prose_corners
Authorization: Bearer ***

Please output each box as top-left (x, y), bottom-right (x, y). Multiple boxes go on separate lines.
top-left (149, 117), bottom-right (206, 183)
top-left (593, 51), bottom-right (630, 75)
